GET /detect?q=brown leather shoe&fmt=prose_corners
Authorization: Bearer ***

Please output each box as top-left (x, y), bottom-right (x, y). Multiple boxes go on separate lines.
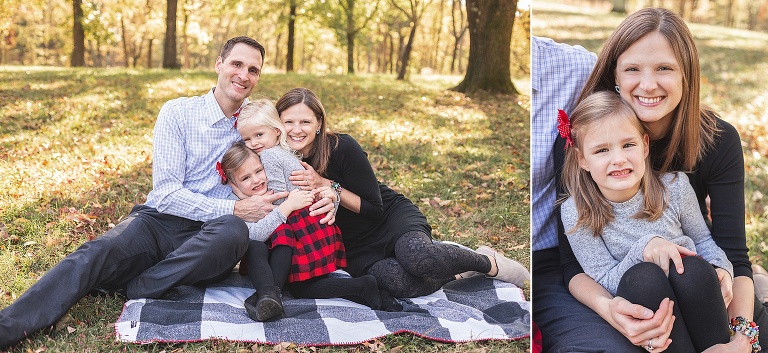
top-left (752, 264), bottom-right (768, 303)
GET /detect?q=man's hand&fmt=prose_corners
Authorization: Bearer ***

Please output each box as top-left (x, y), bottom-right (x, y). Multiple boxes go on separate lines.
top-left (608, 297), bottom-right (674, 351)
top-left (233, 191), bottom-right (288, 222)
top-left (715, 268), bottom-right (734, 308)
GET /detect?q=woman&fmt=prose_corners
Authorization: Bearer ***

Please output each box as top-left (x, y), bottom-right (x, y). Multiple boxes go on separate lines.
top-left (557, 7), bottom-right (761, 352)
top-left (272, 87), bottom-right (530, 298)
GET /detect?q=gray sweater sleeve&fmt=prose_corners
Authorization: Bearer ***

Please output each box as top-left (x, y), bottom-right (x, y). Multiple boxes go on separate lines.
top-left (260, 147), bottom-right (303, 197)
top-left (245, 208), bottom-right (287, 242)
top-left (671, 173), bottom-right (733, 280)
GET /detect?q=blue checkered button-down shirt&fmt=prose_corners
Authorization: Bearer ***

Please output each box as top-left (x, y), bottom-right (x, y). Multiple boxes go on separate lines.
top-left (144, 89), bottom-right (245, 221)
top-left (531, 36), bottom-right (596, 251)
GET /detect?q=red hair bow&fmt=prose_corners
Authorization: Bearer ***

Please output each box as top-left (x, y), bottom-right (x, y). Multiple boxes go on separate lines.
top-left (216, 161), bottom-right (227, 183)
top-left (557, 109), bottom-right (573, 148)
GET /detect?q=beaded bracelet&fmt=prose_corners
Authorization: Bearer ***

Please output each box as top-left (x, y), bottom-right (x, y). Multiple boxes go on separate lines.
top-left (330, 181), bottom-right (343, 194)
top-left (729, 316), bottom-right (760, 353)
top-left (330, 181), bottom-right (342, 211)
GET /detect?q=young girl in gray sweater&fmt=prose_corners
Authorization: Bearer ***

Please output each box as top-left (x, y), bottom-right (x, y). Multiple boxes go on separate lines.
top-left (559, 91), bottom-right (739, 352)
top-left (219, 100), bottom-right (396, 322)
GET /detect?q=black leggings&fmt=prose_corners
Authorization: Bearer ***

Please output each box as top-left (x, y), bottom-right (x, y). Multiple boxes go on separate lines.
top-left (366, 231), bottom-right (492, 297)
top-left (616, 256), bottom-right (730, 353)
top-left (246, 240), bottom-right (291, 291)
top-left (246, 239), bottom-right (383, 308)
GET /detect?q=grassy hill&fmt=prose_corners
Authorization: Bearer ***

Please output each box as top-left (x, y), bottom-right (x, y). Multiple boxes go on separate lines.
top-left (0, 69), bottom-right (530, 352)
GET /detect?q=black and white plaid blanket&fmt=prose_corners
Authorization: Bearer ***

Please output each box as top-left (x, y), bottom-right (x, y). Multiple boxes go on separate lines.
top-left (115, 272), bottom-right (529, 345)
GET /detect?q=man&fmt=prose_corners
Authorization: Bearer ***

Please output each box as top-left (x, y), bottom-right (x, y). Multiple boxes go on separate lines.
top-left (0, 36), bottom-right (287, 349)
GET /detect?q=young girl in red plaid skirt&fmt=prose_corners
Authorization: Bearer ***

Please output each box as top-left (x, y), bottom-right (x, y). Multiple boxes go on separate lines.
top-left (219, 99), bottom-right (395, 323)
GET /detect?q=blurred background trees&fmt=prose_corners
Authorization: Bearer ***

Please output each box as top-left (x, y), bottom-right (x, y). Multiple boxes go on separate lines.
top-left (0, 0), bottom-right (530, 84)
top-left (605, 0), bottom-right (768, 29)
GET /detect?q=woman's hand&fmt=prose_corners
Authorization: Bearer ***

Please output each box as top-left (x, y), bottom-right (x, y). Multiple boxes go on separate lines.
top-left (608, 297), bottom-right (674, 351)
top-left (715, 268), bottom-right (734, 308)
top-left (701, 332), bottom-right (751, 353)
top-left (290, 162), bottom-right (325, 190)
top-left (643, 237), bottom-right (697, 276)
top-left (314, 186), bottom-right (338, 203)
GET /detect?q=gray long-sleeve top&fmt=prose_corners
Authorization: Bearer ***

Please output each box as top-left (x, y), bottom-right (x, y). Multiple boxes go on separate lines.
top-left (228, 146), bottom-right (304, 242)
top-left (561, 172), bottom-right (733, 295)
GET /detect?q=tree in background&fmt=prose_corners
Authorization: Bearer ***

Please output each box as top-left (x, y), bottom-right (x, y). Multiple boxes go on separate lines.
top-left (452, 0), bottom-right (516, 94)
top-left (611, 0), bottom-right (627, 14)
top-left (286, 0), bottom-right (297, 72)
top-left (163, 0), bottom-right (179, 69)
top-left (390, 0), bottom-right (433, 80)
top-left (71, 0), bottom-right (85, 66)
top-left (311, 0), bottom-right (380, 74)
top-left (1, 0), bottom-right (531, 76)
top-left (449, 0), bottom-right (467, 73)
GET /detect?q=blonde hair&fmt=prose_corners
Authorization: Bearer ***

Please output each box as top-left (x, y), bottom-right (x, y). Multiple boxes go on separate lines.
top-left (237, 99), bottom-right (292, 152)
top-left (219, 142), bottom-right (258, 185)
top-left (577, 7), bottom-right (718, 173)
top-left (562, 91), bottom-right (668, 236)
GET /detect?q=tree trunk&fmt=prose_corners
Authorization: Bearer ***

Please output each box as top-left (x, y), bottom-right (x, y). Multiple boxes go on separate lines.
top-left (388, 33), bottom-right (394, 74)
top-left (148, 37), bottom-right (154, 68)
top-left (725, 0), bottom-right (735, 27)
top-left (347, 31), bottom-right (355, 74)
top-left (396, 22), bottom-right (417, 80)
top-left (71, 0), bottom-right (85, 67)
top-left (286, 1), bottom-right (296, 72)
top-left (120, 15), bottom-right (130, 67)
top-left (611, 0), bottom-right (626, 14)
top-left (163, 0), bottom-right (180, 69)
top-left (432, 0), bottom-right (445, 70)
top-left (274, 32), bottom-right (283, 70)
top-left (182, 7), bottom-right (189, 69)
top-left (452, 0), bottom-right (517, 94)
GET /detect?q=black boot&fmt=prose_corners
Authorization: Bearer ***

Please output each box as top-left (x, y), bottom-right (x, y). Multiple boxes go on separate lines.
top-left (244, 286), bottom-right (284, 322)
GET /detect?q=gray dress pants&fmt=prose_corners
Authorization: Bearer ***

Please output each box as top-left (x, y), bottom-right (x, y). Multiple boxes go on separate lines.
top-left (0, 205), bottom-right (249, 348)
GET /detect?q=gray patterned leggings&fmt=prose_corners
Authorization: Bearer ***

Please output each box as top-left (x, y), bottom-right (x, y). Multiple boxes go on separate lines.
top-left (366, 231), bottom-right (491, 297)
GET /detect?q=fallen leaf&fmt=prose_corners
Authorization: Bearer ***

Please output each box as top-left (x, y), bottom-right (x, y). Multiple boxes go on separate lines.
top-left (0, 223), bottom-right (9, 239)
top-left (362, 339), bottom-right (385, 352)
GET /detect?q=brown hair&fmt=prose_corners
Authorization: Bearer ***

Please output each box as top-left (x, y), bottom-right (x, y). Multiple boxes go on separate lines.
top-left (220, 36), bottom-right (266, 63)
top-left (219, 142), bottom-right (259, 185)
top-left (274, 87), bottom-right (339, 176)
top-left (577, 7), bottom-right (718, 173)
top-left (563, 91), bottom-right (667, 236)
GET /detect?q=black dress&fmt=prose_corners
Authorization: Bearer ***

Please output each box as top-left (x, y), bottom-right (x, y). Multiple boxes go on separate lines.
top-left (307, 134), bottom-right (431, 277)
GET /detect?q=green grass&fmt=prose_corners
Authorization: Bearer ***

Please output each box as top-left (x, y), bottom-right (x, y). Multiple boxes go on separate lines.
top-left (533, 1), bottom-right (768, 265)
top-left (0, 69), bottom-right (530, 352)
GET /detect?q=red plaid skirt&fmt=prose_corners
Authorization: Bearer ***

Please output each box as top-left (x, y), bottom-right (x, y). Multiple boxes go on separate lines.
top-left (269, 206), bottom-right (346, 282)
